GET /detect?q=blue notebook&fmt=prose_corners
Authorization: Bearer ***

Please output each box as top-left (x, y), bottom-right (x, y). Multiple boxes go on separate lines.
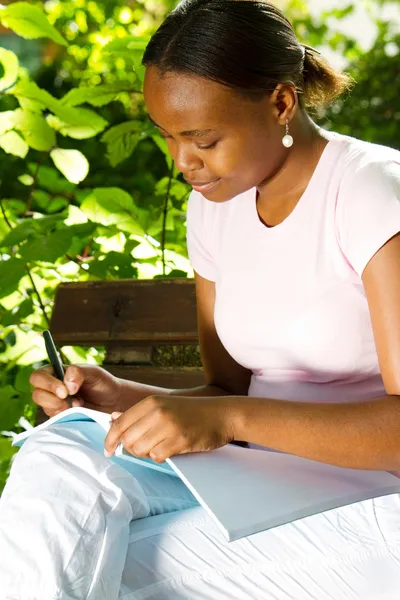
top-left (12, 407), bottom-right (400, 542)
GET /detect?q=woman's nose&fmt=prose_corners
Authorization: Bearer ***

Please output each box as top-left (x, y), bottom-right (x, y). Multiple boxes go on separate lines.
top-left (172, 143), bottom-right (203, 173)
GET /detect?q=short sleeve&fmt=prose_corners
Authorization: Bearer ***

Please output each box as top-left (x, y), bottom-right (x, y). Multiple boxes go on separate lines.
top-left (186, 190), bottom-right (217, 282)
top-left (336, 159), bottom-right (400, 276)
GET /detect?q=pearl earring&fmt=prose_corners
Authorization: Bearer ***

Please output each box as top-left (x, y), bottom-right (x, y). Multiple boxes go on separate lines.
top-left (282, 119), bottom-right (293, 148)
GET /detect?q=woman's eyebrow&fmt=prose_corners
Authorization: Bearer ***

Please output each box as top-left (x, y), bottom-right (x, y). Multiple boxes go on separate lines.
top-left (148, 115), bottom-right (215, 137)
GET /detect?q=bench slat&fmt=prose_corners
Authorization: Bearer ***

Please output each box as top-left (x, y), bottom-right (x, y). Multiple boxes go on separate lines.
top-left (50, 279), bottom-right (198, 345)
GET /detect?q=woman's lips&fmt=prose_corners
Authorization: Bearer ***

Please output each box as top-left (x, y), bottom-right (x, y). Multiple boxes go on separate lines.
top-left (188, 179), bottom-right (221, 193)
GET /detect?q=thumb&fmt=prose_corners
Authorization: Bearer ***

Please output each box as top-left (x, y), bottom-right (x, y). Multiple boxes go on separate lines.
top-left (64, 365), bottom-right (84, 396)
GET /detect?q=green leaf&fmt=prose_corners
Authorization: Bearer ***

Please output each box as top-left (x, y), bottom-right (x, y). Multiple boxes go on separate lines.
top-left (47, 196), bottom-right (69, 213)
top-left (32, 189), bottom-right (52, 211)
top-left (81, 188), bottom-right (144, 236)
top-left (0, 219), bottom-right (38, 247)
top-left (14, 365), bottom-right (34, 393)
top-left (2, 297), bottom-right (34, 326)
top-left (31, 164), bottom-right (75, 195)
top-left (0, 438), bottom-right (18, 463)
top-left (61, 82), bottom-right (134, 108)
top-left (11, 80), bottom-right (58, 112)
top-left (46, 107), bottom-right (108, 140)
top-left (0, 130), bottom-right (29, 158)
top-left (0, 48), bottom-right (19, 92)
top-left (50, 148), bottom-right (89, 184)
top-left (152, 134), bottom-right (173, 169)
top-left (0, 258), bottom-right (26, 299)
top-left (0, 214), bottom-right (65, 247)
top-left (0, 386), bottom-right (25, 431)
top-left (18, 173), bottom-right (34, 186)
top-left (0, 2), bottom-right (67, 46)
top-left (88, 251), bottom-right (138, 279)
top-left (103, 36), bottom-right (150, 59)
top-left (19, 228), bottom-right (72, 262)
top-left (5, 329), bottom-right (17, 347)
top-left (87, 187), bottom-right (136, 213)
top-left (101, 121), bottom-right (144, 167)
top-left (12, 82), bottom-right (108, 139)
top-left (67, 222), bottom-right (98, 238)
top-left (14, 109), bottom-right (56, 151)
top-left (0, 110), bottom-right (18, 136)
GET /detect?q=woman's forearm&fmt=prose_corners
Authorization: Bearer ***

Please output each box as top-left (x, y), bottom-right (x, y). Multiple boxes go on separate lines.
top-left (229, 395), bottom-right (400, 470)
top-left (117, 378), bottom-right (230, 412)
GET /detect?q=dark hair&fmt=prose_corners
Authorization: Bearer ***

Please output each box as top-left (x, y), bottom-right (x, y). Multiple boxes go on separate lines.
top-left (142, 0), bottom-right (354, 111)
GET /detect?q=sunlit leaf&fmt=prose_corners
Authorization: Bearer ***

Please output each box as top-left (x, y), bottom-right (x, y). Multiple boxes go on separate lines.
top-left (0, 110), bottom-right (18, 136)
top-left (50, 148), bottom-right (89, 184)
top-left (0, 48), bottom-right (19, 92)
top-left (14, 109), bottom-right (56, 151)
top-left (0, 2), bottom-right (67, 46)
top-left (61, 82), bottom-right (134, 107)
top-left (11, 82), bottom-right (108, 139)
top-left (102, 36), bottom-right (150, 58)
top-left (46, 109), bottom-right (108, 139)
top-left (81, 188), bottom-right (144, 236)
top-left (0, 130), bottom-right (28, 158)
top-left (100, 121), bottom-right (144, 166)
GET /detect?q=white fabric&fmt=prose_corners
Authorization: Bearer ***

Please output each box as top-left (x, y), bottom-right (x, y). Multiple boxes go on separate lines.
top-left (1, 421), bottom-right (400, 599)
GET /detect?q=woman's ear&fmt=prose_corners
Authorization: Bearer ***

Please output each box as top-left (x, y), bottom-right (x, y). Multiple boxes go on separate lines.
top-left (269, 82), bottom-right (298, 123)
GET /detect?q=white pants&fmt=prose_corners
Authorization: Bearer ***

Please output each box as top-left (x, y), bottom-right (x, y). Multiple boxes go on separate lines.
top-left (1, 421), bottom-right (400, 600)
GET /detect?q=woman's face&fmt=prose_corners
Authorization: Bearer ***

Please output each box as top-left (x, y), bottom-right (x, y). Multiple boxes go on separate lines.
top-left (143, 66), bottom-right (289, 202)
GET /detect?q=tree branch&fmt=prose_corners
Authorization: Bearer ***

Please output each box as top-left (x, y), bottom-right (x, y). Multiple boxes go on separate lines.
top-left (25, 155), bottom-right (45, 213)
top-left (26, 270), bottom-right (50, 327)
top-left (0, 198), bottom-right (12, 229)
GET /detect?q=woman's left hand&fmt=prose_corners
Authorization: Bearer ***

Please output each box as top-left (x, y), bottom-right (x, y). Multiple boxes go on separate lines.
top-left (104, 395), bottom-right (236, 463)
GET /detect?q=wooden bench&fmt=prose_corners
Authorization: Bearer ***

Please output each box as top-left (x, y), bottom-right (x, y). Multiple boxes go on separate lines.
top-left (38, 277), bottom-right (247, 444)
top-left (50, 278), bottom-right (204, 388)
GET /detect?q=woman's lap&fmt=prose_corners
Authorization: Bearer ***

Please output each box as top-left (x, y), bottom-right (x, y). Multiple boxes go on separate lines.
top-left (122, 495), bottom-right (400, 599)
top-left (1, 421), bottom-right (400, 600)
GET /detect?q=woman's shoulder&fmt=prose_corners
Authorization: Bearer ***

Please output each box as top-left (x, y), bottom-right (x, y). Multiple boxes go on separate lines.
top-left (327, 130), bottom-right (400, 174)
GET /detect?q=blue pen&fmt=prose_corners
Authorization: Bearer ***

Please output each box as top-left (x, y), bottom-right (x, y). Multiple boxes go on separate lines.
top-left (43, 330), bottom-right (73, 408)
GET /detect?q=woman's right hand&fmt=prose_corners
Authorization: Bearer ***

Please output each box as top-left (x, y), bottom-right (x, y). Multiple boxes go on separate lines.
top-left (30, 364), bottom-right (123, 418)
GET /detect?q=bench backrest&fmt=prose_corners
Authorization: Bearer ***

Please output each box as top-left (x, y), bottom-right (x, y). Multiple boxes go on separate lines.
top-left (50, 279), bottom-right (204, 389)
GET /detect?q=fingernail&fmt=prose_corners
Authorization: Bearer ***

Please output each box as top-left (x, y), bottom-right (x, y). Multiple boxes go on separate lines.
top-left (56, 387), bottom-right (67, 399)
top-left (111, 412), bottom-right (122, 420)
top-left (104, 449), bottom-right (113, 458)
top-left (67, 382), bottom-right (78, 395)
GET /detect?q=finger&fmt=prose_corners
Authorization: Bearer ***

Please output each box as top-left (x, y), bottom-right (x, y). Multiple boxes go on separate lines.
top-left (148, 439), bottom-right (182, 463)
top-left (121, 426), bottom-right (167, 459)
top-left (30, 369), bottom-right (68, 400)
top-left (63, 365), bottom-right (85, 396)
top-left (104, 412), bottom-right (154, 457)
top-left (32, 389), bottom-right (71, 416)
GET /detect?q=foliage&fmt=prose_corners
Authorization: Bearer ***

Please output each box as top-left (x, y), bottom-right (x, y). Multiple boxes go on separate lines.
top-left (0, 0), bottom-right (188, 493)
top-left (0, 0), bottom-right (399, 492)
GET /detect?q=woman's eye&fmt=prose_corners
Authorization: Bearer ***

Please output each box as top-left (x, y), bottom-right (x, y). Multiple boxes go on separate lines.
top-left (197, 140), bottom-right (218, 150)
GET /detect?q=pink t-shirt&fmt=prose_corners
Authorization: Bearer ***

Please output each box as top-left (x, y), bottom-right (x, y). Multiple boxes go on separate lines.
top-left (186, 131), bottom-right (400, 405)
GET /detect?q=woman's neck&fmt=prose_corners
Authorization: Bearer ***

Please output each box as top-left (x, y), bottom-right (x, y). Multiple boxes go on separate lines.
top-left (256, 114), bottom-right (330, 227)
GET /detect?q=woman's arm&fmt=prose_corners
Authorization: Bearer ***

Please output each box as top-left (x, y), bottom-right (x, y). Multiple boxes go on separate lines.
top-left (227, 233), bottom-right (400, 471)
top-left (117, 272), bottom-right (252, 411)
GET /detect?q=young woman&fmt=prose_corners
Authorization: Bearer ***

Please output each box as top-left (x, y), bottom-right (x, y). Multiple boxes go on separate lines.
top-left (1, 1), bottom-right (400, 598)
